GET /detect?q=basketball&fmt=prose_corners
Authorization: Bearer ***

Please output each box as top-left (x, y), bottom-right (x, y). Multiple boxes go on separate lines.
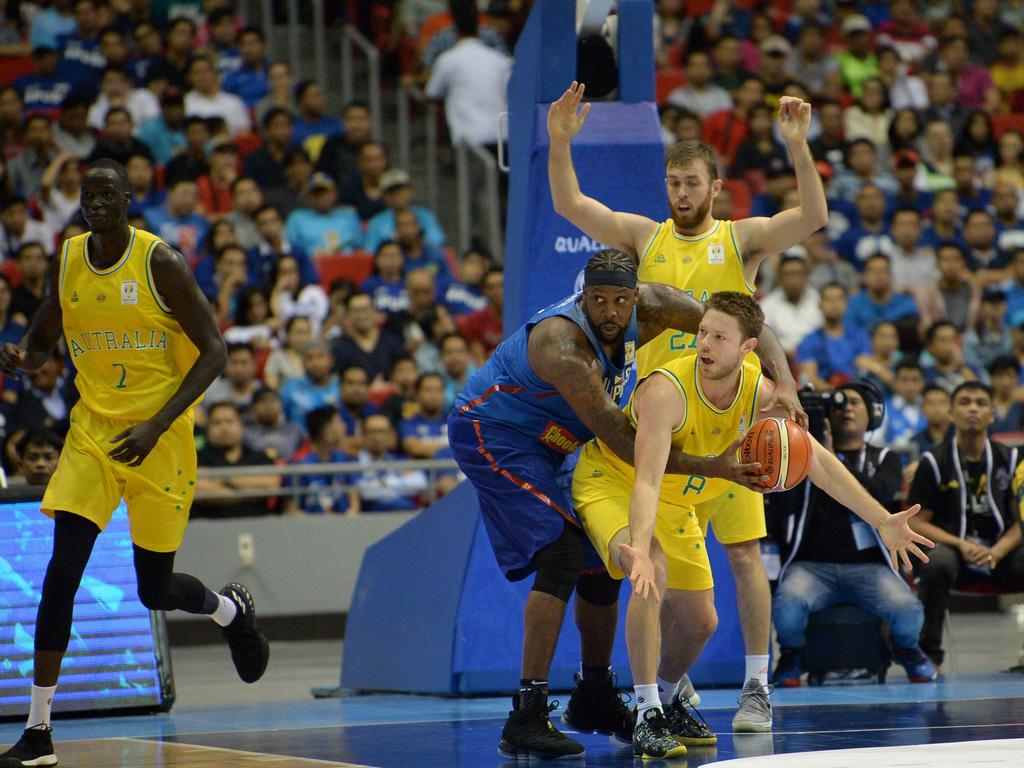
top-left (740, 417), bottom-right (814, 492)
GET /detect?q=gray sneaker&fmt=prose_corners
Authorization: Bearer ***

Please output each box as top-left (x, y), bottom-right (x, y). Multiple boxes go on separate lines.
top-left (732, 678), bottom-right (772, 733)
top-left (678, 673), bottom-right (701, 707)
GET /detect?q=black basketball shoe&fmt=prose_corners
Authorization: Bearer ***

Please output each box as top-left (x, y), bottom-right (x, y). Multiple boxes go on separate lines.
top-left (562, 671), bottom-right (635, 744)
top-left (498, 688), bottom-right (585, 760)
top-left (0, 725), bottom-right (57, 767)
top-left (633, 708), bottom-right (687, 759)
top-left (220, 582), bottom-right (270, 684)
top-left (664, 693), bottom-right (717, 746)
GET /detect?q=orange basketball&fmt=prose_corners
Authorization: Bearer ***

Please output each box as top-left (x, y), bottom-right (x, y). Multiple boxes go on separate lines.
top-left (739, 417), bottom-right (813, 492)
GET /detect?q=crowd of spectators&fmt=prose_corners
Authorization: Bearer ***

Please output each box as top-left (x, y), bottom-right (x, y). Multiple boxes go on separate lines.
top-left (0, 0), bottom-right (517, 511)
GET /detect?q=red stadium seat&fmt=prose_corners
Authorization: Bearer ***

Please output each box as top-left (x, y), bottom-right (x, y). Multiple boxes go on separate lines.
top-left (233, 131), bottom-right (262, 162)
top-left (992, 113), bottom-right (1024, 139)
top-left (721, 179), bottom-right (752, 219)
top-left (0, 56), bottom-right (35, 87)
top-left (317, 251), bottom-right (374, 290)
top-left (655, 68), bottom-right (687, 105)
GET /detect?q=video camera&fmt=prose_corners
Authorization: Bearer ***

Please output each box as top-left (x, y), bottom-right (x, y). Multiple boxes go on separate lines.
top-left (798, 388), bottom-right (848, 442)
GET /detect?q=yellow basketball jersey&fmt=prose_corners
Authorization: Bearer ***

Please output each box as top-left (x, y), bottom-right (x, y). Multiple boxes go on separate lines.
top-left (636, 218), bottom-right (754, 376)
top-left (588, 355), bottom-right (763, 506)
top-left (59, 227), bottom-right (200, 421)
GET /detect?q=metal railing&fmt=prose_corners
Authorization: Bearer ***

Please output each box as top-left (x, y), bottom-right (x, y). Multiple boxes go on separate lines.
top-left (455, 141), bottom-right (503, 259)
top-left (241, 0), bottom-right (327, 90)
top-left (340, 25), bottom-right (383, 140)
top-left (396, 84), bottom-right (440, 212)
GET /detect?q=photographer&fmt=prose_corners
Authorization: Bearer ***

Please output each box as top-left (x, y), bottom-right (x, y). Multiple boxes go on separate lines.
top-left (771, 381), bottom-right (936, 686)
top-left (908, 382), bottom-right (1024, 668)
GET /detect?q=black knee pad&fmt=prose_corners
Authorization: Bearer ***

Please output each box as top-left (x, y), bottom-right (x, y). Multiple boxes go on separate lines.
top-left (576, 570), bottom-right (621, 606)
top-left (531, 524), bottom-right (585, 602)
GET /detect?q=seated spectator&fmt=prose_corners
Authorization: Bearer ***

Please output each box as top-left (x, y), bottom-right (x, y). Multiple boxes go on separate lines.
top-left (458, 267), bottom-right (503, 363)
top-left (184, 53), bottom-right (251, 136)
top-left (709, 33), bottom-right (747, 91)
top-left (797, 283), bottom-right (871, 390)
top-left (243, 107), bottom-right (293, 193)
top-left (919, 190), bottom-right (964, 252)
top-left (55, 1), bottom-right (104, 88)
top-left (339, 364), bottom-right (376, 452)
top-left (165, 121), bottom-right (211, 191)
top-left (317, 101), bottom-right (373, 190)
top-left (197, 140), bottom-right (240, 216)
top-left (845, 254), bottom-right (919, 331)
top-left (9, 349), bottom-right (75, 447)
top-left (963, 210), bottom-right (1009, 287)
top-left (138, 87), bottom-right (187, 166)
top-left (958, 111), bottom-right (998, 177)
top-left (395, 208), bottom-right (452, 285)
top-left (87, 108), bottom-right (154, 168)
top-left (250, 203), bottom-right (318, 288)
top-left (804, 231), bottom-right (859, 294)
top-left (264, 316), bottom-right (313, 390)
top-left (919, 320), bottom-right (978, 392)
top-left (124, 153), bottom-right (164, 219)
top-left (362, 241), bottom-right (410, 315)
top-left (842, 78), bottom-right (894, 163)
top-left (8, 114), bottom-right (58, 200)
top-left (834, 185), bottom-right (898, 268)
top-left (280, 342), bottom-right (340, 425)
top-left (993, 181), bottom-right (1024, 256)
top-left (144, 178), bottom-right (209, 263)
top-left (888, 208), bottom-right (935, 292)
top-left (938, 35), bottom-right (997, 112)
top-left (15, 429), bottom-right (62, 486)
top-left (835, 14), bottom-right (879, 99)
top-left (919, 119), bottom-right (956, 189)
top-left (442, 248), bottom-right (489, 316)
top-left (771, 381), bottom-right (935, 687)
top-left (255, 60), bottom-right (295, 126)
top-left (202, 244), bottom-right (248, 322)
top-left (284, 172), bottom-right (362, 258)
top-left (51, 93), bottom-right (96, 159)
top-left (245, 388), bottom-right (304, 461)
top-left (875, 361), bottom-right (926, 452)
top-left (887, 150), bottom-right (934, 218)
top-left (363, 170), bottom-right (446, 254)
top-left (87, 65), bottom-right (159, 133)
top-left (29, 3), bottom-right (75, 52)
top-left (439, 332), bottom-right (474, 412)
top-left (0, 197), bottom-right (50, 262)
top-left (910, 385), bottom-right (954, 464)
top-left (378, 356), bottom-right (422, 426)
top-left (964, 290), bottom-right (1013, 376)
top-left (830, 140), bottom-right (897, 204)
top-left (223, 26), bottom-right (269, 107)
top-left (667, 50), bottom-right (732, 118)
top-left (148, 17), bottom-right (195, 91)
top-left (292, 80), bottom-right (342, 154)
top-left (205, 6), bottom-right (243, 75)
top-left (223, 287), bottom-right (276, 349)
top-left (331, 291), bottom-right (405, 383)
top-left (399, 373), bottom-right (449, 458)
top-left (286, 406), bottom-right (358, 515)
top-left (914, 242), bottom-right (979, 334)
top-left (988, 357), bottom-right (1024, 434)
top-left (224, 177), bottom-right (263, 251)
top-left (788, 22), bottom-right (841, 100)
top-left (731, 103), bottom-right (789, 181)
top-left (338, 141), bottom-right (389, 222)
top-left (951, 153), bottom-right (992, 215)
top-left (808, 100), bottom-right (845, 170)
top-left (759, 256), bottom-right (822, 355)
top-left (269, 254), bottom-right (330, 338)
top-left (206, 342), bottom-right (261, 414)
top-left (702, 75), bottom-right (765, 167)
top-left (909, 382), bottom-right (1024, 668)
top-left (876, 46), bottom-right (928, 111)
top-left (9, 242), bottom-right (49, 325)
top-left (15, 45), bottom-right (73, 119)
top-left (193, 402), bottom-right (279, 520)
top-left (37, 152), bottom-right (79, 234)
top-left (353, 414), bottom-right (428, 512)
top-left (994, 130), bottom-right (1024, 191)
top-left (856, 320), bottom-right (902, 396)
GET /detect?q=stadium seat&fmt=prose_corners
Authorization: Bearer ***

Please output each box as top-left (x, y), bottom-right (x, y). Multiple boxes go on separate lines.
top-left (0, 55), bottom-right (34, 87)
top-left (721, 179), bottom-right (752, 219)
top-left (655, 68), bottom-right (687, 105)
top-left (317, 251), bottom-right (374, 290)
top-left (993, 113), bottom-right (1024, 139)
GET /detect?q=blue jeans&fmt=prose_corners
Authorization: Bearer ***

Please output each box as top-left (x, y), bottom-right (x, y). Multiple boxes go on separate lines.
top-left (772, 561), bottom-right (924, 650)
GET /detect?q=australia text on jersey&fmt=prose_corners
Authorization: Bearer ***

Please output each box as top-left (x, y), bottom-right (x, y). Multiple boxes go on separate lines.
top-left (68, 329), bottom-right (170, 358)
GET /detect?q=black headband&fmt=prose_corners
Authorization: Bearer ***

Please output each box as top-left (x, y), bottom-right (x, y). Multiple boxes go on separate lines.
top-left (584, 269), bottom-right (638, 289)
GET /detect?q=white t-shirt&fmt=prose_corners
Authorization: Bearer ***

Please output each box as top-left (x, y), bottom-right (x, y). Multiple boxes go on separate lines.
top-left (759, 287), bottom-right (824, 354)
top-left (425, 37), bottom-right (511, 146)
top-left (87, 89), bottom-right (160, 133)
top-left (185, 89), bottom-right (252, 136)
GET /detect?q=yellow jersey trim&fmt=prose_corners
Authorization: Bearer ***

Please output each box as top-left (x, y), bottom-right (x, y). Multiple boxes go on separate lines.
top-left (58, 237), bottom-right (71, 296)
top-left (629, 368), bottom-right (689, 434)
top-left (144, 239), bottom-right (172, 313)
top-left (671, 219), bottom-right (721, 243)
top-left (728, 220), bottom-right (757, 293)
top-left (639, 223), bottom-right (661, 262)
top-left (694, 360), bottom-right (745, 415)
top-left (84, 227), bottom-right (136, 276)
top-left (749, 371), bottom-right (763, 422)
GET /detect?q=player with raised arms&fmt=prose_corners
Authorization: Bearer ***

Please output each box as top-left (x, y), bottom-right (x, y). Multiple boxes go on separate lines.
top-left (448, 250), bottom-right (800, 760)
top-left (549, 81), bottom-right (824, 731)
top-left (0, 160), bottom-right (269, 768)
top-left (574, 291), bottom-right (934, 758)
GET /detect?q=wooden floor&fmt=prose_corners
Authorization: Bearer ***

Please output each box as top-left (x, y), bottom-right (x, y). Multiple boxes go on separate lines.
top-left (54, 738), bottom-right (369, 767)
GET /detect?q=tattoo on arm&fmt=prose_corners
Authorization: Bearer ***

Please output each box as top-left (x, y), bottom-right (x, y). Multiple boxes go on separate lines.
top-left (636, 283), bottom-right (705, 347)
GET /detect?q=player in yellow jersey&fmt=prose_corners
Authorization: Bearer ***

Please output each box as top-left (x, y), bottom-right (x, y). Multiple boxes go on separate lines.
top-left (0, 160), bottom-right (269, 768)
top-left (549, 81), bottom-right (826, 731)
top-left (574, 293), bottom-right (932, 750)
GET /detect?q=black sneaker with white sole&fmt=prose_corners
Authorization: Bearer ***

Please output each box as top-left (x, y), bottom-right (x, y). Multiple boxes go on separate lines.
top-left (220, 582), bottom-right (270, 684)
top-left (0, 725), bottom-right (58, 767)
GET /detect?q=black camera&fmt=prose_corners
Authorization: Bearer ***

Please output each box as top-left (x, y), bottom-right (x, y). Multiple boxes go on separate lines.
top-left (798, 388), bottom-right (848, 441)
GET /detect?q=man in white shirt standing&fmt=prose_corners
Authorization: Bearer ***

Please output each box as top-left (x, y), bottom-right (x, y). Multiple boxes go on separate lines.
top-left (760, 254), bottom-right (823, 354)
top-left (425, 0), bottom-right (511, 150)
top-left (184, 53), bottom-right (252, 136)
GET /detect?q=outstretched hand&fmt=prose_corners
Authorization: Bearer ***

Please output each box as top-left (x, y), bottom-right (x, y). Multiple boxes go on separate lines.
top-left (879, 504), bottom-right (934, 570)
top-left (547, 81), bottom-right (591, 143)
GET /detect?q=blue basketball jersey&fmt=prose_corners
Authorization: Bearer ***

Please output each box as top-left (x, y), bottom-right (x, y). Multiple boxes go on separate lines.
top-left (455, 293), bottom-right (638, 456)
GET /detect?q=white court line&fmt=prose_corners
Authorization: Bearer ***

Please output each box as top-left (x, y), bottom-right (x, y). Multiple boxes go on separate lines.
top-left (110, 737), bottom-right (379, 767)
top-left (707, 737), bottom-right (1024, 767)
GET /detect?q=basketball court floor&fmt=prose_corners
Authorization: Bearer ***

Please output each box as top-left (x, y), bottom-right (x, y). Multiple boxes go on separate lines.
top-left (2, 613), bottom-right (1022, 767)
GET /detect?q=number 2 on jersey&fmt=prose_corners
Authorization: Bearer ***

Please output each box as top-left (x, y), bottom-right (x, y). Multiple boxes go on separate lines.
top-left (112, 363), bottom-right (127, 389)
top-left (669, 332), bottom-right (697, 351)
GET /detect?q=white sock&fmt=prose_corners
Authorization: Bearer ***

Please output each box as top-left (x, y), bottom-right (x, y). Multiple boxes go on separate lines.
top-left (656, 673), bottom-right (678, 706)
top-left (209, 593), bottom-right (238, 627)
top-left (746, 654), bottom-right (770, 693)
top-left (27, 685), bottom-right (56, 729)
top-left (635, 683), bottom-right (661, 718)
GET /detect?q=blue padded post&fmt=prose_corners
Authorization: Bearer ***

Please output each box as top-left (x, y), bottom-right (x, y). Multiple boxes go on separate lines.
top-left (617, 0), bottom-right (655, 103)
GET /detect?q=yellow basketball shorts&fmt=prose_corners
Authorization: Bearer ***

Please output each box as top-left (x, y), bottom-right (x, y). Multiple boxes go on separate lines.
top-left (572, 452), bottom-right (713, 591)
top-left (692, 482), bottom-right (766, 545)
top-left (42, 403), bottom-right (197, 553)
